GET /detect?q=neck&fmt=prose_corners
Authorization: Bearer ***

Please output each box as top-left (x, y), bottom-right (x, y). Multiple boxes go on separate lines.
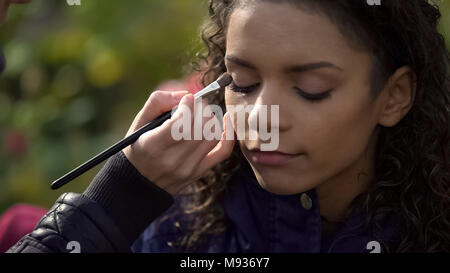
top-left (316, 133), bottom-right (377, 223)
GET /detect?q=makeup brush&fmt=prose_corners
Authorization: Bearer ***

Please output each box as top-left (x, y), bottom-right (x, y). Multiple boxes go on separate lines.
top-left (51, 73), bottom-right (232, 190)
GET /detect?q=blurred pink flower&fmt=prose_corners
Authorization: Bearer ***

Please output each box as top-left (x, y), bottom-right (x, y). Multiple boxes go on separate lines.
top-left (155, 73), bottom-right (203, 94)
top-left (3, 129), bottom-right (28, 158)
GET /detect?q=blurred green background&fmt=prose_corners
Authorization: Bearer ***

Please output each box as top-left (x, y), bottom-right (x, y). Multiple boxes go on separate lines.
top-left (0, 0), bottom-right (207, 212)
top-left (0, 0), bottom-right (450, 213)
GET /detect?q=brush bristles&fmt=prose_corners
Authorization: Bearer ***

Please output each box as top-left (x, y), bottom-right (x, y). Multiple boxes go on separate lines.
top-left (217, 73), bottom-right (232, 88)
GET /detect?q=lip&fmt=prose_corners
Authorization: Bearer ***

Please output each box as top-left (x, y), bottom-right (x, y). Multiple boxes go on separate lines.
top-left (248, 149), bottom-right (303, 166)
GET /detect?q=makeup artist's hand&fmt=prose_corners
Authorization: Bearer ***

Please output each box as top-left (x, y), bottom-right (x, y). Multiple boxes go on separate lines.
top-left (123, 90), bottom-right (235, 195)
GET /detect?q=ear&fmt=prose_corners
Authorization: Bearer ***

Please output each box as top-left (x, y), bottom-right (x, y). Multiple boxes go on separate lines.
top-left (377, 66), bottom-right (416, 127)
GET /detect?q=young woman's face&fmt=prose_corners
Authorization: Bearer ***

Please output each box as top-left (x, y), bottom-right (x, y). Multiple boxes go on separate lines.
top-left (224, 2), bottom-right (382, 195)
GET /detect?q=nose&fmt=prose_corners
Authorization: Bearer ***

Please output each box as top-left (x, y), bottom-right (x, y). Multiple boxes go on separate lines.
top-left (248, 81), bottom-right (291, 132)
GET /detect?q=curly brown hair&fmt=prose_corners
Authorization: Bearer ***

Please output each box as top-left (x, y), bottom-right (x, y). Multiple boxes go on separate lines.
top-left (165, 0), bottom-right (450, 252)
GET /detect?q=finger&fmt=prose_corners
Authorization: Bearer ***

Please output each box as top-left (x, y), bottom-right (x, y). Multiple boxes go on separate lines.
top-left (179, 104), bottom-right (224, 165)
top-left (140, 90), bottom-right (189, 125)
top-left (194, 112), bottom-right (236, 177)
top-left (152, 94), bottom-right (216, 148)
top-left (140, 93), bottom-right (196, 149)
top-left (162, 100), bottom-right (223, 174)
top-left (179, 137), bottom-right (219, 174)
top-left (128, 90), bottom-right (189, 135)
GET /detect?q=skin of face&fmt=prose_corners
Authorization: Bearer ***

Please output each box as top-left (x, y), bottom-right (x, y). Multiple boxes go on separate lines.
top-left (224, 2), bottom-right (388, 220)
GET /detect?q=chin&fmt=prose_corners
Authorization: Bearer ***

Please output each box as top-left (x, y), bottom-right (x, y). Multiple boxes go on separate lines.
top-left (258, 181), bottom-right (301, 195)
top-left (251, 167), bottom-right (317, 195)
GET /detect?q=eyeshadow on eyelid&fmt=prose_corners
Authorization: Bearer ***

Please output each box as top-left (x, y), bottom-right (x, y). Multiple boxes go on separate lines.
top-left (294, 78), bottom-right (336, 92)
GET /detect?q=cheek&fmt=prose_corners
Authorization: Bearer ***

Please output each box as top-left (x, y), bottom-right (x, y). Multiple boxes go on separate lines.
top-left (305, 96), bottom-right (377, 171)
top-left (225, 89), bottom-right (250, 108)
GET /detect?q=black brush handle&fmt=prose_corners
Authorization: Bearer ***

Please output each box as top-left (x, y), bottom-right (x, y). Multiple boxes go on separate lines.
top-left (50, 108), bottom-right (175, 190)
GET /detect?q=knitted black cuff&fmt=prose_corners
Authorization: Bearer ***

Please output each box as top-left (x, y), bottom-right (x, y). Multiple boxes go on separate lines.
top-left (83, 151), bottom-right (174, 246)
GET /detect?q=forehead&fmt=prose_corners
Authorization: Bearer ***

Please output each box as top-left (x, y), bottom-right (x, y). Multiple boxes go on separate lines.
top-left (226, 2), bottom-right (370, 72)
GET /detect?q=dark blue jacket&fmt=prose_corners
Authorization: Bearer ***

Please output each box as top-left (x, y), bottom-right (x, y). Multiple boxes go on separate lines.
top-left (132, 162), bottom-right (399, 253)
top-left (7, 151), bottom-right (399, 253)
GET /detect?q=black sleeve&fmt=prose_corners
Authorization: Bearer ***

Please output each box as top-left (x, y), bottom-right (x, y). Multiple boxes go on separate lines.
top-left (7, 151), bottom-right (174, 253)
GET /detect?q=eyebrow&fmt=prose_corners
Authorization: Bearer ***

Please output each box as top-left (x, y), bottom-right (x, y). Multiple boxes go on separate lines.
top-left (225, 55), bottom-right (343, 73)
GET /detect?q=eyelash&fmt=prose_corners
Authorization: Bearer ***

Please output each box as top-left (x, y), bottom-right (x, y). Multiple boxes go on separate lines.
top-left (294, 87), bottom-right (333, 102)
top-left (229, 82), bottom-right (333, 102)
top-left (229, 82), bottom-right (260, 94)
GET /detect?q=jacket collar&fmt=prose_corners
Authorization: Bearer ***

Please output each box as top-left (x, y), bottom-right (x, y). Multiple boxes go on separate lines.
top-left (222, 165), bottom-right (399, 252)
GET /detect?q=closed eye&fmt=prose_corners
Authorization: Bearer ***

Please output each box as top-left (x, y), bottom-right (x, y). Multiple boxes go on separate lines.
top-left (294, 87), bottom-right (333, 102)
top-left (229, 82), bottom-right (260, 94)
top-left (229, 81), bottom-right (333, 103)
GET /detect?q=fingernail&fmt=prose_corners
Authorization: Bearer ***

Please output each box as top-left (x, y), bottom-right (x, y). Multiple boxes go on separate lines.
top-left (178, 93), bottom-right (192, 106)
top-left (223, 112), bottom-right (229, 132)
top-left (185, 93), bottom-right (194, 102)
